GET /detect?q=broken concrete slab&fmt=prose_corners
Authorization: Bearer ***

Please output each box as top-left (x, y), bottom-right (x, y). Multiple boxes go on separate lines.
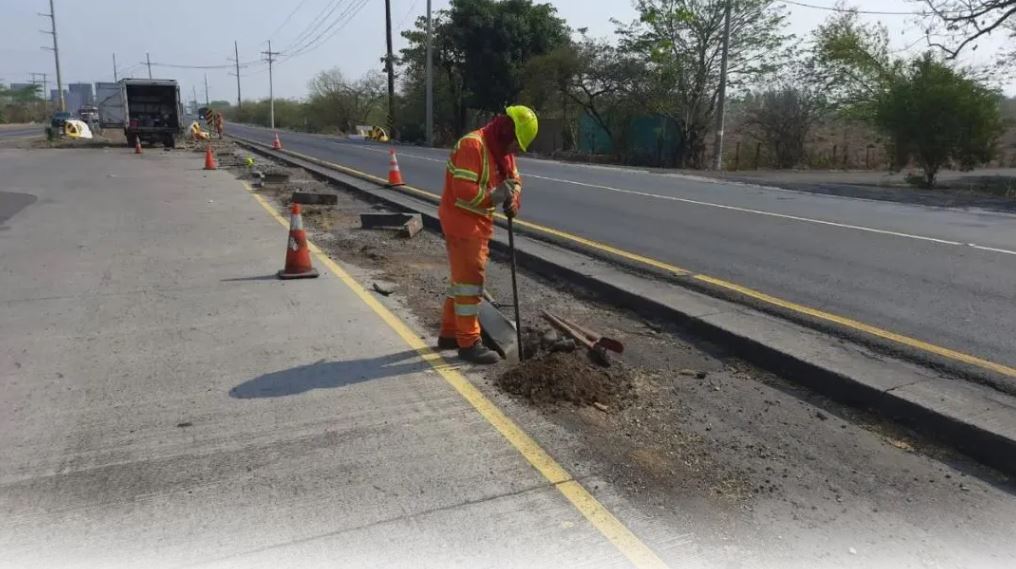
top-left (400, 215), bottom-right (423, 238)
top-left (262, 170), bottom-right (290, 185)
top-left (360, 212), bottom-right (424, 239)
top-left (292, 192), bottom-right (338, 206)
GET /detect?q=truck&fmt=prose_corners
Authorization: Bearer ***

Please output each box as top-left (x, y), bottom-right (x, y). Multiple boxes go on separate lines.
top-left (96, 79), bottom-right (183, 148)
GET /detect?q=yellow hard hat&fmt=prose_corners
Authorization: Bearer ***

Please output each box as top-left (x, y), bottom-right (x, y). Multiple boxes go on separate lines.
top-left (505, 105), bottom-right (538, 152)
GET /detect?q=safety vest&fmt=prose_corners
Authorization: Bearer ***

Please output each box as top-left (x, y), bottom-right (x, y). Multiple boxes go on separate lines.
top-left (439, 130), bottom-right (518, 240)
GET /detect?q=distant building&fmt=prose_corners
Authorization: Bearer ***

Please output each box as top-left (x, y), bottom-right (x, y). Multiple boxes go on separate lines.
top-left (51, 89), bottom-right (85, 112)
top-left (68, 83), bottom-right (94, 105)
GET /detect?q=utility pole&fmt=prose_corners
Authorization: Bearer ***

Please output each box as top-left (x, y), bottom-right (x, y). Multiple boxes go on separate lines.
top-left (39, 0), bottom-right (64, 111)
top-left (30, 72), bottom-right (48, 105)
top-left (384, 0), bottom-right (396, 138)
top-left (711, 0), bottom-right (732, 171)
top-left (204, 73), bottom-right (209, 107)
top-left (112, 52), bottom-right (118, 81)
top-left (425, 0), bottom-right (433, 146)
top-left (233, 40), bottom-right (242, 110)
top-left (261, 41), bottom-right (280, 129)
top-left (146, 52), bottom-right (152, 79)
top-left (192, 85), bottom-right (198, 113)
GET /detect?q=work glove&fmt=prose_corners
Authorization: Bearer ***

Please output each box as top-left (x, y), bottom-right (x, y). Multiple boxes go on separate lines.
top-left (497, 180), bottom-right (521, 219)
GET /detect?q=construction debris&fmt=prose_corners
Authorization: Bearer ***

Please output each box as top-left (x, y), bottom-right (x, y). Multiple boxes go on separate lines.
top-left (263, 170), bottom-right (290, 185)
top-left (372, 282), bottom-right (396, 296)
top-left (359, 212), bottom-right (424, 239)
top-left (292, 192), bottom-right (338, 206)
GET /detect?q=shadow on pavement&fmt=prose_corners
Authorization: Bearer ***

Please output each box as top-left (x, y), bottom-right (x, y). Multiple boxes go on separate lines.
top-left (220, 275), bottom-right (280, 282)
top-left (230, 350), bottom-right (430, 398)
top-left (0, 191), bottom-right (37, 225)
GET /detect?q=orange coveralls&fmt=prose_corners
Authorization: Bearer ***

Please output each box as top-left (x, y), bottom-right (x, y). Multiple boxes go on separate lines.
top-left (439, 130), bottom-right (520, 348)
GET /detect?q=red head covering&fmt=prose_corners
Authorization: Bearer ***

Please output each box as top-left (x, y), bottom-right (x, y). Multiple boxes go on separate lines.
top-left (480, 114), bottom-right (517, 180)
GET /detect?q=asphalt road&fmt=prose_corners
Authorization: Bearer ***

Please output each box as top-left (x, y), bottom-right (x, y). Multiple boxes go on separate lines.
top-left (232, 124), bottom-right (1016, 378)
top-left (0, 126), bottom-right (42, 139)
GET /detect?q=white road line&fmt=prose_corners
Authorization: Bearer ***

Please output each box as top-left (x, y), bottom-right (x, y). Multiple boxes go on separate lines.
top-left (346, 144), bottom-right (1016, 256)
top-left (968, 243), bottom-right (1016, 256)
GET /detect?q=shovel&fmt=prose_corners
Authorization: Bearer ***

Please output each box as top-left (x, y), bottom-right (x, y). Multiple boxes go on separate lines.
top-left (553, 314), bottom-right (624, 354)
top-left (542, 310), bottom-right (611, 367)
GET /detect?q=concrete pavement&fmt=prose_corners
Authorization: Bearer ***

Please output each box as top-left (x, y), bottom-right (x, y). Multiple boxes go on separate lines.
top-left (0, 148), bottom-right (657, 568)
top-left (230, 125), bottom-right (1016, 385)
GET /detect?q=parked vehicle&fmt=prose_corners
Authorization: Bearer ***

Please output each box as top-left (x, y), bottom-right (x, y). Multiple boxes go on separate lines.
top-left (50, 111), bottom-right (71, 130)
top-left (97, 79), bottom-right (183, 148)
top-left (77, 105), bottom-right (99, 122)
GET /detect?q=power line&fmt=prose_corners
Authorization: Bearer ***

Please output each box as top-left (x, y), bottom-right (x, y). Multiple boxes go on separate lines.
top-left (147, 60), bottom-right (259, 70)
top-left (282, 0), bottom-right (370, 61)
top-left (280, 0), bottom-right (348, 53)
top-left (398, 0), bottom-right (420, 30)
top-left (268, 0), bottom-right (313, 40)
top-left (777, 0), bottom-right (929, 16)
top-left (285, 0), bottom-right (359, 57)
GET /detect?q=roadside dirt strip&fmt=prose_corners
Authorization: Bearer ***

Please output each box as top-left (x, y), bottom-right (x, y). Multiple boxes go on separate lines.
top-left (230, 135), bottom-right (1016, 478)
top-left (191, 138), bottom-right (1016, 568)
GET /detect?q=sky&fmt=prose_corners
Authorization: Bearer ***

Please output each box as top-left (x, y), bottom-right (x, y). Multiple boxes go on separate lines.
top-left (2, 0), bottom-right (1013, 104)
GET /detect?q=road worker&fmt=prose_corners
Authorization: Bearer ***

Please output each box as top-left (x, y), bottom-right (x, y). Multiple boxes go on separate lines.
top-left (213, 111), bottom-right (225, 138)
top-left (437, 105), bottom-right (538, 364)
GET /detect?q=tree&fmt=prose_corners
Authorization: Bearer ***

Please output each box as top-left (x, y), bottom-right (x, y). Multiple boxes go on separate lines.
top-left (400, 11), bottom-right (470, 137)
top-left (918, 1), bottom-right (1016, 62)
top-left (742, 86), bottom-right (822, 168)
top-left (615, 0), bottom-right (794, 167)
top-left (873, 54), bottom-right (1004, 186)
top-left (806, 7), bottom-right (902, 112)
top-left (0, 85), bottom-right (47, 123)
top-left (447, 0), bottom-right (570, 111)
top-left (305, 69), bottom-right (386, 133)
top-left (399, 0), bottom-right (569, 139)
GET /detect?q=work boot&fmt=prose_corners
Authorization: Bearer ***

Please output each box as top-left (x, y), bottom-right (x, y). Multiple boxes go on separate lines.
top-left (458, 342), bottom-right (500, 364)
top-left (437, 336), bottom-right (458, 350)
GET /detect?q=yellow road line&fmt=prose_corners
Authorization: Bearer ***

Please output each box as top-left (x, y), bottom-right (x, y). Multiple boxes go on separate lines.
top-left (693, 274), bottom-right (1016, 377)
top-left (239, 181), bottom-right (670, 569)
top-left (262, 143), bottom-right (1016, 380)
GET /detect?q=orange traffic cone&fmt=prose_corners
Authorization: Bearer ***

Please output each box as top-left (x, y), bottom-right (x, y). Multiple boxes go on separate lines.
top-left (203, 145), bottom-right (217, 170)
top-left (272, 132), bottom-right (283, 150)
top-left (278, 203), bottom-right (319, 280)
top-left (134, 138), bottom-right (142, 155)
top-left (387, 147), bottom-right (405, 187)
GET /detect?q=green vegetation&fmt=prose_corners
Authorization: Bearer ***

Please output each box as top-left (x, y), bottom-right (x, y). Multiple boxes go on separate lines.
top-left (874, 56), bottom-right (1004, 187)
top-left (228, 0), bottom-right (1014, 178)
top-left (0, 84), bottom-right (48, 124)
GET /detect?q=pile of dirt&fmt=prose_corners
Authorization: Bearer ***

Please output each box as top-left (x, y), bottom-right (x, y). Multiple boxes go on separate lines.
top-left (496, 350), bottom-right (634, 409)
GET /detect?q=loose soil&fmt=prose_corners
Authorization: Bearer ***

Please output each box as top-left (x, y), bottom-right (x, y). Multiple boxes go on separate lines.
top-left (497, 350), bottom-right (635, 408)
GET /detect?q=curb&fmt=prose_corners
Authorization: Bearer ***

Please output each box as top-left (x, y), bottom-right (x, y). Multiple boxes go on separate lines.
top-left (231, 135), bottom-right (1016, 476)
